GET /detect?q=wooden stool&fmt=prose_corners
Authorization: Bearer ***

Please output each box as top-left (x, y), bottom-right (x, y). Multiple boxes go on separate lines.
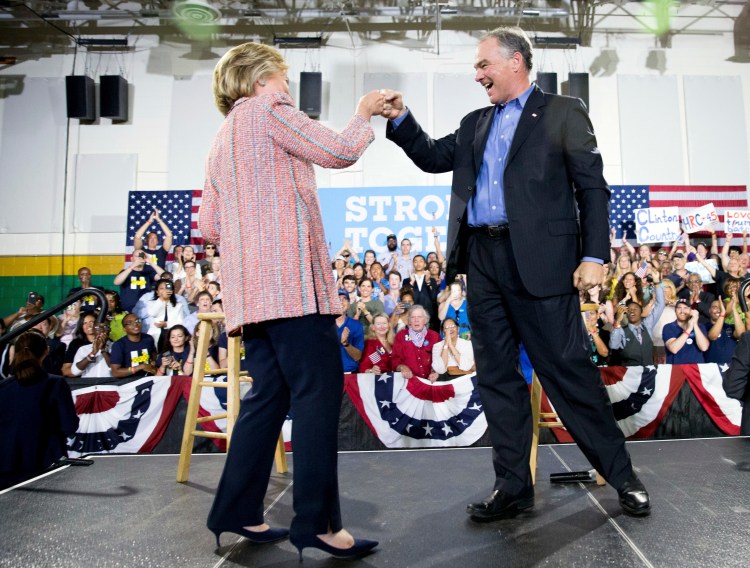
top-left (529, 302), bottom-right (606, 486)
top-left (176, 313), bottom-right (288, 483)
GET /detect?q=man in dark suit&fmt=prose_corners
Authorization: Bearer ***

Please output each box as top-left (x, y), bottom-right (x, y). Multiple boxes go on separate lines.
top-left (381, 26), bottom-right (650, 519)
top-left (723, 330), bottom-right (750, 435)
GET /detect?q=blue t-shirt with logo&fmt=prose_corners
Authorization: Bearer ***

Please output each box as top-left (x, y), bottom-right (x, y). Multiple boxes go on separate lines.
top-left (118, 266), bottom-right (157, 312)
top-left (110, 335), bottom-right (157, 377)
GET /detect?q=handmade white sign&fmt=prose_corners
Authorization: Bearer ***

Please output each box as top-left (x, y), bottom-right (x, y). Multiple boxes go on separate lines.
top-left (724, 210), bottom-right (750, 235)
top-left (681, 203), bottom-right (719, 234)
top-left (635, 207), bottom-right (681, 244)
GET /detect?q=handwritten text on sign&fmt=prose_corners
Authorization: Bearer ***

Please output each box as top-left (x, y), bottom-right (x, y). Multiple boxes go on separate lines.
top-left (724, 210), bottom-right (750, 234)
top-left (681, 203), bottom-right (719, 234)
top-left (635, 207), bottom-right (681, 244)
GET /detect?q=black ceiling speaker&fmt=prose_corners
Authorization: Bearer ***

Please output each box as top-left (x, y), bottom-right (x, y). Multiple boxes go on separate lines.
top-left (299, 72), bottom-right (322, 118)
top-left (536, 72), bottom-right (558, 94)
top-left (100, 75), bottom-right (129, 121)
top-left (66, 75), bottom-right (95, 120)
top-left (568, 72), bottom-right (590, 110)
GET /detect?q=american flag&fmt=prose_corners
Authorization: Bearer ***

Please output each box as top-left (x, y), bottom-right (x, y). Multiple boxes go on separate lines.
top-left (609, 185), bottom-right (748, 244)
top-left (345, 372), bottom-right (488, 448)
top-left (68, 376), bottom-right (184, 456)
top-left (125, 190), bottom-right (204, 261)
top-left (368, 348), bottom-right (383, 365)
top-left (634, 261), bottom-right (650, 278)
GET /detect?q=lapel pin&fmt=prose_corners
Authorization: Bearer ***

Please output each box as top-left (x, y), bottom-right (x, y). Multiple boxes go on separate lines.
top-left (532, 113), bottom-right (538, 118)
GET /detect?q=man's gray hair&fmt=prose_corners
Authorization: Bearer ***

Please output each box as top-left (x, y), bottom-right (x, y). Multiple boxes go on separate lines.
top-left (407, 304), bottom-right (429, 320)
top-left (481, 26), bottom-right (533, 72)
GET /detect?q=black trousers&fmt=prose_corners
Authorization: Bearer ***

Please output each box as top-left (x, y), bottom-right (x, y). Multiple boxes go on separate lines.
top-left (207, 314), bottom-right (344, 538)
top-left (466, 232), bottom-right (633, 493)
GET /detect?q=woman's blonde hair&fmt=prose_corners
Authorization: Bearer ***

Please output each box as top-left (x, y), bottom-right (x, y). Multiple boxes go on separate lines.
top-left (365, 313), bottom-right (395, 344)
top-left (213, 42), bottom-right (289, 116)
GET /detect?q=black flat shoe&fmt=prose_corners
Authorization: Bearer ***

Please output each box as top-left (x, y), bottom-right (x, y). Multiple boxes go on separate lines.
top-left (467, 487), bottom-right (534, 522)
top-left (211, 526), bottom-right (290, 548)
top-left (290, 534), bottom-right (378, 561)
top-left (617, 473), bottom-right (651, 517)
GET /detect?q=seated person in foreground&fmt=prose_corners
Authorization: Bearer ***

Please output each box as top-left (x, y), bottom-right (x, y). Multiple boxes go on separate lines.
top-left (109, 313), bottom-right (157, 379)
top-left (0, 331), bottom-right (79, 490)
top-left (70, 321), bottom-right (112, 379)
top-left (723, 330), bottom-right (750, 435)
top-left (156, 325), bottom-right (195, 376)
top-left (662, 299), bottom-right (709, 364)
top-left (431, 317), bottom-right (475, 380)
top-left (392, 305), bottom-right (441, 382)
top-left (359, 313), bottom-right (394, 374)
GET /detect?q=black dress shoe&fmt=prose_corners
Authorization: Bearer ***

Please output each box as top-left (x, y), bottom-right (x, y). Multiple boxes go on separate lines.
top-left (617, 473), bottom-right (651, 517)
top-left (466, 487), bottom-right (534, 522)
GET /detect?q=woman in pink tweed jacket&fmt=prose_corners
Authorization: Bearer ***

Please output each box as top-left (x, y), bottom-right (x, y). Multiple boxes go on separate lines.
top-left (201, 42), bottom-right (382, 559)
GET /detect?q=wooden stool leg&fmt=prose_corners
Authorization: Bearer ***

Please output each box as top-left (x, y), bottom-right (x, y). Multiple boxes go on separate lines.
top-left (176, 320), bottom-right (212, 483)
top-left (274, 434), bottom-right (288, 473)
top-left (529, 372), bottom-right (543, 486)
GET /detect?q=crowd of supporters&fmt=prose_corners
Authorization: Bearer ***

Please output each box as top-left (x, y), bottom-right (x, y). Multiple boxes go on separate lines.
top-left (6, 215), bottom-right (750, 394)
top-left (4, 210), bottom-right (750, 487)
top-left (5, 213), bottom-right (750, 384)
top-left (584, 230), bottom-right (750, 368)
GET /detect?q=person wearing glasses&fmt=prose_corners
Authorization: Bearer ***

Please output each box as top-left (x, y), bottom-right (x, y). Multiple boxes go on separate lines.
top-left (678, 273), bottom-right (715, 326)
top-left (431, 317), bottom-right (475, 381)
top-left (334, 240), bottom-right (358, 267)
top-left (109, 313), bottom-right (157, 378)
top-left (198, 243), bottom-right (219, 275)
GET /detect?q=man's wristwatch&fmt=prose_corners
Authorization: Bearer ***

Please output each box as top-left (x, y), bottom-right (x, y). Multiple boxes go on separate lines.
top-left (342, 340), bottom-right (350, 347)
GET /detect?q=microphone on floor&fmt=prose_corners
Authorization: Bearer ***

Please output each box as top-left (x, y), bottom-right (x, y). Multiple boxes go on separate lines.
top-left (549, 469), bottom-right (596, 484)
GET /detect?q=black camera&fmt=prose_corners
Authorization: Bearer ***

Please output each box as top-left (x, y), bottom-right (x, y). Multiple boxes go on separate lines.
top-left (646, 275), bottom-right (653, 283)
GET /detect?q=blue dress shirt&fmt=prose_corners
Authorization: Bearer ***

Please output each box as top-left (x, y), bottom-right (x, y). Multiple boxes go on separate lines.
top-left (468, 84), bottom-right (534, 227)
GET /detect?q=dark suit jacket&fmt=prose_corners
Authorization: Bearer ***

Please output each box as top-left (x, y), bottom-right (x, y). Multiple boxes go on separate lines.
top-left (724, 331), bottom-right (750, 435)
top-left (0, 372), bottom-right (79, 489)
top-left (386, 84), bottom-right (610, 297)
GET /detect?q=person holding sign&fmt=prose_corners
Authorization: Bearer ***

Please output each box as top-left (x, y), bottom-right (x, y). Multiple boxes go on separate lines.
top-left (381, 26), bottom-right (650, 519)
top-left (663, 299), bottom-right (709, 363)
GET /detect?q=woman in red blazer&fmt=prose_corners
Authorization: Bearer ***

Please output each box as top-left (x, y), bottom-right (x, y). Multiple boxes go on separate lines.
top-left (201, 42), bottom-right (382, 559)
top-left (359, 313), bottom-right (394, 374)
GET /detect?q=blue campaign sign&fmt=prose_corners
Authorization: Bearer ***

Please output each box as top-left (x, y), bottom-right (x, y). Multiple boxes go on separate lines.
top-left (318, 186), bottom-right (452, 256)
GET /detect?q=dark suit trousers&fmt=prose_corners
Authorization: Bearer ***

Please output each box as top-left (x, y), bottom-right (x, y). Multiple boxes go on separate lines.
top-left (466, 232), bottom-right (633, 493)
top-left (207, 314), bottom-right (344, 538)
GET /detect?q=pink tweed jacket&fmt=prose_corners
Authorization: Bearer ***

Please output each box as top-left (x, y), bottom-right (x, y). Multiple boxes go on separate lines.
top-left (198, 92), bottom-right (374, 333)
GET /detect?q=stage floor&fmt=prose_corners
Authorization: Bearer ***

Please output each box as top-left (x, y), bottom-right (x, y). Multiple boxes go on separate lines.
top-left (2, 438), bottom-right (750, 567)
